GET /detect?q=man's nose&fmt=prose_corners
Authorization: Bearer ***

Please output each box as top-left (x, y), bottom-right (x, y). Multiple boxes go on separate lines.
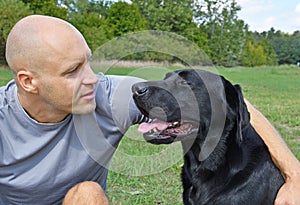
top-left (82, 65), bottom-right (98, 85)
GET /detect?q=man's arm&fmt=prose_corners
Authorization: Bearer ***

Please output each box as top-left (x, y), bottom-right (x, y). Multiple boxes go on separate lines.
top-left (245, 99), bottom-right (300, 205)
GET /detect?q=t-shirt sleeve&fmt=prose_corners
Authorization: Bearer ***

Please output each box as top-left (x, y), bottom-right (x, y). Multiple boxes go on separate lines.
top-left (108, 75), bottom-right (148, 134)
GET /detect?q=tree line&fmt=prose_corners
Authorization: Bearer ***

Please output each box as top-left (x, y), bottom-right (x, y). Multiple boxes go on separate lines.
top-left (0, 0), bottom-right (299, 67)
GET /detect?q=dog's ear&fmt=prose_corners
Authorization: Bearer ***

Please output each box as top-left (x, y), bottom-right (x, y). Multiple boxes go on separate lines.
top-left (234, 84), bottom-right (250, 143)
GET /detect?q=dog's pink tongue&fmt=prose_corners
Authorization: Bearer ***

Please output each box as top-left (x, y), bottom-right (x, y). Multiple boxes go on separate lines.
top-left (138, 119), bottom-right (169, 133)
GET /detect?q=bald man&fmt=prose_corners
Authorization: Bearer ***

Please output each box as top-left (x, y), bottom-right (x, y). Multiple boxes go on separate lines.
top-left (0, 15), bottom-right (299, 204)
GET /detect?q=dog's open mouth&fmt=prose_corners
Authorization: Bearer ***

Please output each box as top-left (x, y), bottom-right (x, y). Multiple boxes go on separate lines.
top-left (138, 119), bottom-right (194, 141)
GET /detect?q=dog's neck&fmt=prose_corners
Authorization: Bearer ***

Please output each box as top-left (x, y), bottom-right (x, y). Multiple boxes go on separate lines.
top-left (182, 138), bottom-right (229, 173)
top-left (181, 119), bottom-right (245, 180)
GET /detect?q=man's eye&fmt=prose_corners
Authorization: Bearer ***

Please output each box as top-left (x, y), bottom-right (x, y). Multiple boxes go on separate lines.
top-left (68, 66), bottom-right (80, 74)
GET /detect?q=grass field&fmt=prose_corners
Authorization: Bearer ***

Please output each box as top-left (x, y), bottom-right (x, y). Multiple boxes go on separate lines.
top-left (1, 66), bottom-right (299, 204)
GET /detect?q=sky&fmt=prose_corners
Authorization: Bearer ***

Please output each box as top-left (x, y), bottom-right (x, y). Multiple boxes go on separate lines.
top-left (236, 0), bottom-right (300, 33)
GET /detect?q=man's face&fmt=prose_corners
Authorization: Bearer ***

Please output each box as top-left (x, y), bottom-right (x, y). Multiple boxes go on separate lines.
top-left (36, 32), bottom-right (98, 116)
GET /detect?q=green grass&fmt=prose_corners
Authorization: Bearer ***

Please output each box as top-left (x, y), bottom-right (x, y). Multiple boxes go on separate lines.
top-left (0, 69), bottom-right (13, 85)
top-left (217, 66), bottom-right (300, 159)
top-left (1, 66), bottom-right (299, 204)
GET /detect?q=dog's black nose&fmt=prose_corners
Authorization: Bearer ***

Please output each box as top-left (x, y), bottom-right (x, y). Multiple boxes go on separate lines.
top-left (132, 82), bottom-right (148, 96)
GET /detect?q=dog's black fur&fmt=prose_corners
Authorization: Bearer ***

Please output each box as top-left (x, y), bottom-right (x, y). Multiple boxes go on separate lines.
top-left (132, 69), bottom-right (284, 205)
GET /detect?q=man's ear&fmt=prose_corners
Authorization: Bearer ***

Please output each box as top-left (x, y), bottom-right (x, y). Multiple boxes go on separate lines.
top-left (17, 68), bottom-right (38, 94)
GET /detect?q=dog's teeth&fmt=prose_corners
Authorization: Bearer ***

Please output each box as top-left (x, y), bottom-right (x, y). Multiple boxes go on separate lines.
top-left (153, 128), bottom-right (158, 132)
top-left (173, 122), bottom-right (179, 126)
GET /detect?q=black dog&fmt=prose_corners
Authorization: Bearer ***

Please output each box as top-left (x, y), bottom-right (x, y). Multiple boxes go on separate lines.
top-left (132, 69), bottom-right (284, 205)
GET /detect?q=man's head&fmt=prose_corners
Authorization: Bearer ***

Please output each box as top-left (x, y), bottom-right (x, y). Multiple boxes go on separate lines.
top-left (5, 15), bottom-right (98, 122)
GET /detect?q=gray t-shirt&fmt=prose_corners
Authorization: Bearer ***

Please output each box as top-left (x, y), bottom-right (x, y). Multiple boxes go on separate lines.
top-left (0, 73), bottom-right (146, 204)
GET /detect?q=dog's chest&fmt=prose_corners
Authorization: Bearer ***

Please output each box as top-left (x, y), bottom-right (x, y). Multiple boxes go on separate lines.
top-left (181, 148), bottom-right (283, 205)
top-left (183, 165), bottom-right (230, 203)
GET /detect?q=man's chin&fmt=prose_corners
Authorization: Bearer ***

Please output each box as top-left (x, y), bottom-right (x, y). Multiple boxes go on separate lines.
top-left (72, 102), bottom-right (96, 115)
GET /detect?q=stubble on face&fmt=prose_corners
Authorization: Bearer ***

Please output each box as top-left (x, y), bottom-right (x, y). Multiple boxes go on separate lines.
top-left (38, 40), bottom-right (98, 116)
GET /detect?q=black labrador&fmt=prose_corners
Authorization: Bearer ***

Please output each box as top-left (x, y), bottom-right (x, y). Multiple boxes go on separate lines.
top-left (132, 69), bottom-right (284, 205)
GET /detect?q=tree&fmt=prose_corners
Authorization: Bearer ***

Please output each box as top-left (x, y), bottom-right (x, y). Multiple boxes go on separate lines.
top-left (253, 28), bottom-right (300, 65)
top-left (241, 33), bottom-right (277, 67)
top-left (194, 0), bottom-right (247, 66)
top-left (0, 0), bottom-right (32, 65)
top-left (132, 0), bottom-right (194, 33)
top-left (21, 0), bottom-right (68, 19)
top-left (63, 0), bottom-right (113, 51)
top-left (107, 2), bottom-right (147, 37)
top-left (60, 0), bottom-right (111, 15)
top-left (269, 31), bottom-right (300, 65)
top-left (259, 38), bottom-right (278, 65)
top-left (0, 0), bottom-right (288, 66)
top-left (242, 41), bottom-right (266, 66)
top-left (70, 12), bottom-right (111, 51)
top-left (131, 0), bottom-right (209, 61)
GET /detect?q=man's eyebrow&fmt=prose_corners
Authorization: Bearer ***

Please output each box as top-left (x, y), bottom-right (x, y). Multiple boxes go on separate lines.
top-left (60, 62), bottom-right (81, 76)
top-left (60, 50), bottom-right (92, 76)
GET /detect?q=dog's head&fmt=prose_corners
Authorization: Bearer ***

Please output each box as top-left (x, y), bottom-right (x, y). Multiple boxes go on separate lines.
top-left (132, 69), bottom-right (249, 146)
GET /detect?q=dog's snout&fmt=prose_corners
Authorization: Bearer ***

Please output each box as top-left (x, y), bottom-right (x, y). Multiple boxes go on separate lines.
top-left (132, 83), bottom-right (149, 96)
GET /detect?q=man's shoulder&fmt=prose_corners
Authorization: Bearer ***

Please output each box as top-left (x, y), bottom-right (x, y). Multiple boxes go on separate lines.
top-left (0, 80), bottom-right (16, 109)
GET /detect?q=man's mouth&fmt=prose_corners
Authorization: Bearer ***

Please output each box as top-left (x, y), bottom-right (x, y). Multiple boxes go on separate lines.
top-left (138, 119), bottom-right (194, 140)
top-left (81, 91), bottom-right (95, 100)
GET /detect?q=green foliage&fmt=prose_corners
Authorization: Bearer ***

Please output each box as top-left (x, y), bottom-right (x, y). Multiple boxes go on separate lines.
top-left (21, 0), bottom-right (68, 19)
top-left (92, 30), bottom-right (212, 65)
top-left (241, 38), bottom-right (278, 67)
top-left (252, 28), bottom-right (300, 65)
top-left (195, 0), bottom-right (247, 66)
top-left (107, 2), bottom-right (147, 36)
top-left (271, 31), bottom-right (300, 65)
top-left (0, 0), bottom-right (32, 64)
top-left (0, 0), bottom-right (32, 41)
top-left (131, 0), bottom-right (210, 61)
top-left (61, 0), bottom-right (111, 15)
top-left (0, 0), bottom-right (300, 66)
top-left (242, 41), bottom-right (264, 66)
top-left (65, 0), bottom-right (113, 51)
top-left (260, 38), bottom-right (278, 66)
top-left (69, 11), bottom-right (111, 51)
top-left (132, 0), bottom-right (193, 32)
top-left (131, 0), bottom-right (210, 49)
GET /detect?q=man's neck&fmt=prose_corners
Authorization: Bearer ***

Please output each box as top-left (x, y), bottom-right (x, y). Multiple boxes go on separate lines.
top-left (18, 92), bottom-right (69, 123)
